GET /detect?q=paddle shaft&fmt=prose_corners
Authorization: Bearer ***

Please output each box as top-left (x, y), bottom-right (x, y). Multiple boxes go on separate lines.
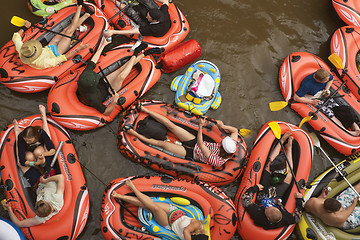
top-left (318, 147), bottom-right (360, 198)
top-left (310, 80), bottom-right (347, 117)
top-left (277, 139), bottom-right (303, 193)
top-left (108, 3), bottom-right (130, 23)
top-left (45, 141), bottom-right (64, 177)
top-left (34, 25), bottom-right (80, 42)
top-left (98, 66), bottom-right (115, 94)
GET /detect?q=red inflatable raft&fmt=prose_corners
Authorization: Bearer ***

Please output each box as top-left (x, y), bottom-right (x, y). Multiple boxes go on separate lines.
top-left (95, 0), bottom-right (189, 52)
top-left (330, 26), bottom-right (360, 99)
top-left (0, 3), bottom-right (109, 93)
top-left (332, 0), bottom-right (360, 26)
top-left (100, 175), bottom-right (237, 240)
top-left (117, 99), bottom-right (248, 186)
top-left (234, 121), bottom-right (313, 240)
top-left (279, 51), bottom-right (360, 156)
top-left (47, 43), bottom-right (161, 131)
top-left (0, 114), bottom-right (89, 240)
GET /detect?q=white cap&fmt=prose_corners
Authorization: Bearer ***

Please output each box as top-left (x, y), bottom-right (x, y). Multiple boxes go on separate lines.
top-left (221, 136), bottom-right (236, 154)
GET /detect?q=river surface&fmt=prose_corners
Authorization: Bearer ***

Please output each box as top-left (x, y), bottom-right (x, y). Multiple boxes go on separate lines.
top-left (0, 0), bottom-right (348, 239)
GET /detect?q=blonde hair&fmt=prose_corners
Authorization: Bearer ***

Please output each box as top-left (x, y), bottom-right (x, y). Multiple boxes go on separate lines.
top-left (314, 69), bottom-right (329, 81)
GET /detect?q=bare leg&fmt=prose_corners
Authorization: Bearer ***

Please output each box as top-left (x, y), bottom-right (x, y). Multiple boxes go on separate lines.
top-left (265, 131), bottom-right (292, 172)
top-left (39, 105), bottom-right (52, 140)
top-left (107, 54), bottom-right (145, 91)
top-left (13, 120), bottom-right (29, 173)
top-left (56, 6), bottom-right (90, 54)
top-left (140, 105), bottom-right (196, 142)
top-left (127, 129), bottom-right (187, 157)
top-left (283, 136), bottom-right (294, 184)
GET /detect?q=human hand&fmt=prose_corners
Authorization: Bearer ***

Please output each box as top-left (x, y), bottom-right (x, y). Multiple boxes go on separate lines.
top-left (323, 89), bottom-right (330, 97)
top-left (2, 200), bottom-right (11, 210)
top-left (39, 176), bottom-right (47, 184)
top-left (311, 99), bottom-right (321, 105)
top-left (216, 119), bottom-right (224, 127)
top-left (103, 29), bottom-right (114, 38)
top-left (24, 20), bottom-right (31, 29)
top-left (111, 191), bottom-right (118, 198)
top-left (294, 192), bottom-right (303, 198)
top-left (199, 118), bottom-right (205, 127)
top-left (256, 184), bottom-right (264, 191)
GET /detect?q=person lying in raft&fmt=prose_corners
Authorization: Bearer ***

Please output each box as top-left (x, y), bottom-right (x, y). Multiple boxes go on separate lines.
top-left (241, 183), bottom-right (303, 230)
top-left (111, 179), bottom-right (209, 240)
top-left (125, 104), bottom-right (238, 167)
top-left (104, 0), bottom-right (171, 38)
top-left (12, 0), bottom-right (92, 70)
top-left (13, 105), bottom-right (56, 187)
top-left (77, 39), bottom-right (163, 116)
top-left (2, 174), bottom-right (65, 227)
top-left (260, 131), bottom-right (294, 198)
top-left (294, 68), bottom-right (360, 136)
top-left (305, 183), bottom-right (360, 229)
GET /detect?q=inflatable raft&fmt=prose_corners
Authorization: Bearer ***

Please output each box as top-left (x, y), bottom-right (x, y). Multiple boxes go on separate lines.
top-left (117, 99), bottom-right (248, 186)
top-left (279, 51), bottom-right (360, 156)
top-left (26, 0), bottom-right (77, 17)
top-left (0, 3), bottom-right (108, 93)
top-left (47, 43), bottom-right (161, 131)
top-left (332, 0), bottom-right (360, 26)
top-left (170, 60), bottom-right (222, 115)
top-left (297, 151), bottom-right (360, 240)
top-left (100, 175), bottom-right (237, 240)
top-left (0, 217), bottom-right (25, 240)
top-left (0, 114), bottom-right (89, 240)
top-left (330, 26), bottom-right (360, 99)
top-left (95, 0), bottom-right (189, 52)
top-left (234, 121), bottom-right (313, 240)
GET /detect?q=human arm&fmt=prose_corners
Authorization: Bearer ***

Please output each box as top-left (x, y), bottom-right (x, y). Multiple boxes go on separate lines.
top-left (196, 118), bottom-right (211, 159)
top-left (183, 220), bottom-right (203, 240)
top-left (90, 37), bottom-right (111, 64)
top-left (294, 93), bottom-right (321, 105)
top-left (103, 28), bottom-right (140, 38)
top-left (40, 174), bottom-right (65, 195)
top-left (216, 119), bottom-right (239, 141)
top-left (12, 20), bottom-right (32, 53)
top-left (241, 184), bottom-right (263, 208)
top-left (293, 192), bottom-right (304, 223)
top-left (2, 201), bottom-right (41, 228)
top-left (103, 92), bottom-right (120, 116)
top-left (64, 43), bottom-right (90, 60)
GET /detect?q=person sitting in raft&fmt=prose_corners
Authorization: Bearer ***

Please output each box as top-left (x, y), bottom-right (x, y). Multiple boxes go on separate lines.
top-left (104, 0), bottom-right (171, 38)
top-left (12, 0), bottom-right (92, 70)
top-left (241, 183), bottom-right (303, 230)
top-left (77, 40), bottom-right (163, 116)
top-left (125, 104), bottom-right (238, 167)
top-left (13, 105), bottom-right (56, 187)
top-left (111, 179), bottom-right (208, 240)
top-left (294, 68), bottom-right (360, 136)
top-left (305, 183), bottom-right (360, 229)
top-left (260, 131), bottom-right (294, 197)
top-left (2, 174), bottom-right (65, 227)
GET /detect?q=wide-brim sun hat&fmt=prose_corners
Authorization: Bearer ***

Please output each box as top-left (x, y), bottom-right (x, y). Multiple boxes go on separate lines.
top-left (221, 136), bottom-right (236, 154)
top-left (19, 40), bottom-right (43, 64)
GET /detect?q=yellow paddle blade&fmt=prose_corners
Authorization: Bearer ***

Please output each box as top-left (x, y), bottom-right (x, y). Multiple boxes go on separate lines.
top-left (239, 128), bottom-right (252, 137)
top-left (268, 121), bottom-right (281, 139)
top-left (269, 101), bottom-right (288, 111)
top-left (203, 214), bottom-right (212, 240)
top-left (328, 53), bottom-right (344, 69)
top-left (11, 16), bottom-right (26, 27)
top-left (298, 115), bottom-right (313, 128)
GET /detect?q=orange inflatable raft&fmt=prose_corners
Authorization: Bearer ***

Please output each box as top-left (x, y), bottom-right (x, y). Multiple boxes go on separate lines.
top-left (331, 26), bottom-right (360, 99)
top-left (332, 0), bottom-right (360, 26)
top-left (234, 121), bottom-right (313, 240)
top-left (0, 3), bottom-right (109, 93)
top-left (0, 114), bottom-right (89, 240)
top-left (279, 51), bottom-right (360, 156)
top-left (95, 0), bottom-right (189, 52)
top-left (47, 43), bottom-right (161, 131)
top-left (100, 175), bottom-right (237, 240)
top-left (117, 99), bottom-right (248, 186)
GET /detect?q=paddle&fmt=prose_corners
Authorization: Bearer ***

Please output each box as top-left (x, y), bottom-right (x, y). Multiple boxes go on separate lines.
top-left (98, 66), bottom-right (115, 95)
top-left (309, 132), bottom-right (360, 199)
top-left (269, 101), bottom-right (289, 112)
top-left (268, 121), bottom-right (303, 193)
top-left (11, 16), bottom-right (80, 42)
top-left (239, 128), bottom-right (252, 137)
top-left (329, 53), bottom-right (360, 90)
top-left (45, 141), bottom-right (64, 177)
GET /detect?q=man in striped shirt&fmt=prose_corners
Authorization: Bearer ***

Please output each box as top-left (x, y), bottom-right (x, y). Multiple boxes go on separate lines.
top-left (126, 104), bottom-right (238, 167)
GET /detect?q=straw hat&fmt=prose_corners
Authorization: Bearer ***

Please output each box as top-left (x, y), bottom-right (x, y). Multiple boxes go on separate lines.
top-left (19, 40), bottom-right (43, 64)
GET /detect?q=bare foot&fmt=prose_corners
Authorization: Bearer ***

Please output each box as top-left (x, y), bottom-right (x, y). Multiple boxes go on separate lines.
top-left (39, 104), bottom-right (47, 119)
top-left (13, 119), bottom-right (21, 137)
top-left (111, 191), bottom-right (123, 199)
top-left (125, 179), bottom-right (136, 191)
top-left (285, 136), bottom-right (294, 149)
top-left (281, 131), bottom-right (292, 143)
top-left (78, 43), bottom-right (90, 51)
top-left (127, 129), bottom-right (136, 135)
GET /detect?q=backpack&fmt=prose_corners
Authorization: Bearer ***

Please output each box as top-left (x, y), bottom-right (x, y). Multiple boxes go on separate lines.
top-left (136, 115), bottom-right (167, 141)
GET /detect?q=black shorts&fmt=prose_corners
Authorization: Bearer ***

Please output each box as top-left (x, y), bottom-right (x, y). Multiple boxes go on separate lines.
top-left (261, 171), bottom-right (290, 198)
top-left (24, 167), bottom-right (42, 186)
top-left (181, 138), bottom-right (196, 159)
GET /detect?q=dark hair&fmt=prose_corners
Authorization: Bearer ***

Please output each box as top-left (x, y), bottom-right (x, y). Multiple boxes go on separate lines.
top-left (191, 234), bottom-right (209, 240)
top-left (148, 8), bottom-right (163, 21)
top-left (22, 126), bottom-right (41, 142)
top-left (324, 198), bottom-right (341, 212)
top-left (219, 145), bottom-right (233, 159)
top-left (34, 200), bottom-right (52, 217)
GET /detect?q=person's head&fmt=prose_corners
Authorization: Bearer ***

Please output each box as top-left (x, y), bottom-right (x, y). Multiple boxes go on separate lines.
top-left (324, 198), bottom-right (341, 213)
top-left (219, 136), bottom-right (236, 159)
top-left (19, 40), bottom-right (43, 64)
top-left (22, 126), bottom-right (41, 145)
top-left (264, 206), bottom-right (283, 223)
top-left (146, 8), bottom-right (163, 22)
top-left (34, 200), bottom-right (53, 217)
top-left (77, 70), bottom-right (99, 92)
top-left (314, 69), bottom-right (330, 83)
